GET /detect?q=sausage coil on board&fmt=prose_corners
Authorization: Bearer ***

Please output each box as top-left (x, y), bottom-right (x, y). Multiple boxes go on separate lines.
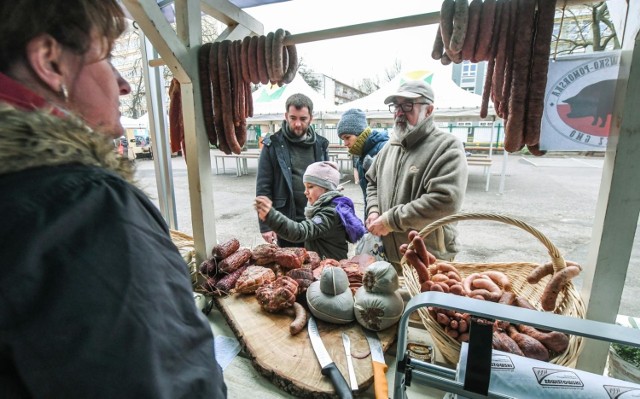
top-left (461, 0), bottom-right (482, 61)
top-left (209, 42), bottom-right (230, 154)
top-left (198, 42), bottom-right (217, 147)
top-left (217, 40), bottom-right (242, 154)
top-left (281, 30), bottom-right (298, 84)
top-left (505, 0), bottom-right (537, 153)
top-left (524, 0), bottom-right (558, 148)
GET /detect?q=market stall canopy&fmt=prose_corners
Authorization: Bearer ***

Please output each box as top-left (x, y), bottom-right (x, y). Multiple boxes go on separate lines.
top-left (248, 76), bottom-right (332, 122)
top-left (329, 69), bottom-right (495, 120)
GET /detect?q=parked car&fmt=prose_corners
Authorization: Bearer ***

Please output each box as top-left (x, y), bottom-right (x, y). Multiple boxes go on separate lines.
top-left (131, 136), bottom-right (152, 159)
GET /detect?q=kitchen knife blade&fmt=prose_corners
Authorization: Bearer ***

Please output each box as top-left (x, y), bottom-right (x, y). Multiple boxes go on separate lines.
top-left (307, 316), bottom-right (353, 399)
top-left (363, 328), bottom-right (388, 399)
top-left (341, 332), bottom-right (358, 391)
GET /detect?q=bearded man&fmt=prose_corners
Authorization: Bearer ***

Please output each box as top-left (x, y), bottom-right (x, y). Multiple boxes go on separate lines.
top-left (256, 93), bottom-right (329, 247)
top-left (364, 80), bottom-right (468, 269)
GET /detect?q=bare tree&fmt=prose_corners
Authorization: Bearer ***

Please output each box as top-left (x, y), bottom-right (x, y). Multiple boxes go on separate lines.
top-left (114, 15), bottom-right (221, 118)
top-left (297, 58), bottom-right (322, 91)
top-left (354, 58), bottom-right (402, 95)
top-left (551, 2), bottom-right (620, 57)
top-left (384, 59), bottom-right (403, 82)
top-left (356, 77), bottom-right (381, 95)
top-left (113, 27), bottom-right (145, 118)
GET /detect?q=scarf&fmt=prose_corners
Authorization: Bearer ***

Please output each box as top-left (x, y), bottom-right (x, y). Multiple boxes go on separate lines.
top-left (282, 120), bottom-right (317, 146)
top-left (348, 127), bottom-right (372, 157)
top-left (0, 104), bottom-right (135, 182)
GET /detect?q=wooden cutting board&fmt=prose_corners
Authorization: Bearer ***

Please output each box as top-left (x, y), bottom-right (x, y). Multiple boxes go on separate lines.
top-left (214, 293), bottom-right (396, 398)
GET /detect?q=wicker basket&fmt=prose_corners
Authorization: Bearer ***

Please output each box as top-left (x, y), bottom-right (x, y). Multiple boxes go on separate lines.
top-left (169, 229), bottom-right (199, 288)
top-left (401, 212), bottom-right (586, 367)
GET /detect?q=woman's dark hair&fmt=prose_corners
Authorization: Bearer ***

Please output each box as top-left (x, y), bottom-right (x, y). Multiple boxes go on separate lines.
top-left (0, 0), bottom-right (126, 72)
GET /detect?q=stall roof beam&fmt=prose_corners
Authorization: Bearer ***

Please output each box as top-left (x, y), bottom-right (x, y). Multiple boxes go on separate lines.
top-left (201, 0), bottom-right (263, 33)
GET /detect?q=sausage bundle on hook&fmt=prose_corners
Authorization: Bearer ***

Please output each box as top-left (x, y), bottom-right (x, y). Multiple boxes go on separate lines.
top-left (431, 0), bottom-right (559, 154)
top-left (196, 29), bottom-right (298, 155)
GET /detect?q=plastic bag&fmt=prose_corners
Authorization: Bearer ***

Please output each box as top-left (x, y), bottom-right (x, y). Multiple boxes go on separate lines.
top-left (355, 233), bottom-right (387, 261)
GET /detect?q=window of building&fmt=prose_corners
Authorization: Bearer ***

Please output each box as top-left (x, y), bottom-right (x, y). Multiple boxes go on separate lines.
top-left (462, 62), bottom-right (477, 77)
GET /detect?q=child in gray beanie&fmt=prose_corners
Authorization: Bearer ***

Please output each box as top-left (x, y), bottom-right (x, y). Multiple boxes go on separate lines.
top-left (255, 161), bottom-right (366, 260)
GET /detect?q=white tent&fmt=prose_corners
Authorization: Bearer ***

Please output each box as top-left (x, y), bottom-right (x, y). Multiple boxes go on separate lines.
top-left (248, 76), bottom-right (331, 122)
top-left (328, 69), bottom-right (495, 121)
top-left (120, 114), bottom-right (149, 129)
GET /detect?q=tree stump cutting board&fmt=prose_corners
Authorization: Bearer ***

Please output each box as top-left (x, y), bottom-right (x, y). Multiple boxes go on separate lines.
top-left (214, 293), bottom-right (396, 398)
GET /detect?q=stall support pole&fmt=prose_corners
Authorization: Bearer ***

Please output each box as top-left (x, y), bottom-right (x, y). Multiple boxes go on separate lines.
top-left (140, 32), bottom-right (178, 229)
top-left (577, 30), bottom-right (640, 374)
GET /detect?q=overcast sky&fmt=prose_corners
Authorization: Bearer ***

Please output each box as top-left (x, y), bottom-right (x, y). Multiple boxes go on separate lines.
top-left (244, 0), bottom-right (448, 86)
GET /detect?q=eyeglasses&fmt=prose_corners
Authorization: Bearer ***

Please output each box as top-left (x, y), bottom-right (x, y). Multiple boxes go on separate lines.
top-left (388, 102), bottom-right (429, 113)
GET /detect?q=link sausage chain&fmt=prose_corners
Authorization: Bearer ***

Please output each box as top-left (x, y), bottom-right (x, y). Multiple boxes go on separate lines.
top-left (169, 30), bottom-right (299, 155)
top-left (432, 0), bottom-right (557, 154)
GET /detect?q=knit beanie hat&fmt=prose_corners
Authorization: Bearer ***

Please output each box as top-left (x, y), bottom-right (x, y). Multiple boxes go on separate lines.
top-left (337, 108), bottom-right (368, 138)
top-left (303, 161), bottom-right (341, 191)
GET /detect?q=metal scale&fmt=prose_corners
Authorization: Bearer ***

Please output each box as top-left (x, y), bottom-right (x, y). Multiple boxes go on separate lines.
top-left (393, 292), bottom-right (640, 398)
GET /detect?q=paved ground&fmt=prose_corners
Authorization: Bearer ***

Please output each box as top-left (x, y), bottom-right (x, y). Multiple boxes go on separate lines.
top-left (134, 151), bottom-right (639, 317)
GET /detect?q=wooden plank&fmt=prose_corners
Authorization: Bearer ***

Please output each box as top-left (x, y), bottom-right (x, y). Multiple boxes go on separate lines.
top-left (214, 293), bottom-right (396, 398)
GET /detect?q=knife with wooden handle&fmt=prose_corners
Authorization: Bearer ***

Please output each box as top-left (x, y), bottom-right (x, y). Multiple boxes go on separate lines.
top-left (363, 328), bottom-right (388, 399)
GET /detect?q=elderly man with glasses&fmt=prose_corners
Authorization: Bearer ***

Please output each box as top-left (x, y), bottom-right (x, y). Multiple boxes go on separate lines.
top-left (364, 80), bottom-right (468, 269)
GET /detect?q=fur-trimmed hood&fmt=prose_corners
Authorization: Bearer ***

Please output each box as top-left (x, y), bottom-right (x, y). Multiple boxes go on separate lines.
top-left (0, 105), bottom-right (134, 182)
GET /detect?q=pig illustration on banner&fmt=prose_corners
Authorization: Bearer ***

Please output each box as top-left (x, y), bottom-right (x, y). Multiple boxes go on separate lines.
top-left (563, 79), bottom-right (617, 128)
top-left (540, 52), bottom-right (621, 152)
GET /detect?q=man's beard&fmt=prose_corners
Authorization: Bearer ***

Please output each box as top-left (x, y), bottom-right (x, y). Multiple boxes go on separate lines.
top-left (393, 112), bottom-right (427, 138)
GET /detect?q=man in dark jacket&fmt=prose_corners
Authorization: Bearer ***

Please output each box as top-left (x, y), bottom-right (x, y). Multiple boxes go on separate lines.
top-left (256, 93), bottom-right (329, 247)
